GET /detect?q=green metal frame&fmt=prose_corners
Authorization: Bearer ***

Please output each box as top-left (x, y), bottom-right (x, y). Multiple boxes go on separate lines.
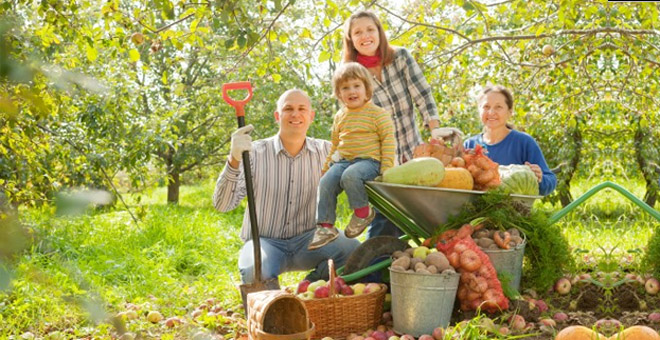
top-left (338, 180), bottom-right (660, 282)
top-left (548, 180), bottom-right (660, 224)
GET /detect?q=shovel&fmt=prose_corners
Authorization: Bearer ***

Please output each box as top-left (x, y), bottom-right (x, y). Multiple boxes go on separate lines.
top-left (222, 81), bottom-right (280, 315)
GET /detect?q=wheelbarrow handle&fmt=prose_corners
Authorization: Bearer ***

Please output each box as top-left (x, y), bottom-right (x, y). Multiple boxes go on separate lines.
top-left (222, 82), bottom-right (253, 118)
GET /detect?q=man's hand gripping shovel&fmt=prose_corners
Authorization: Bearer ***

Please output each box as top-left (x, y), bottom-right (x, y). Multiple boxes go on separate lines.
top-left (222, 82), bottom-right (280, 315)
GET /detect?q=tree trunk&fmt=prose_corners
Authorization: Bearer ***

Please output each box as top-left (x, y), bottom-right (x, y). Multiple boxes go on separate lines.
top-left (634, 120), bottom-right (658, 207)
top-left (557, 117), bottom-right (582, 207)
top-left (167, 169), bottom-right (180, 204)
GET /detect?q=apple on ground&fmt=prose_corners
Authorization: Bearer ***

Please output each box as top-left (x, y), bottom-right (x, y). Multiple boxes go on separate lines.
top-left (645, 277), bottom-right (659, 295)
top-left (146, 310), bottom-right (164, 323)
top-left (418, 335), bottom-right (434, 340)
top-left (370, 331), bottom-right (387, 340)
top-left (432, 327), bottom-right (444, 340)
top-left (554, 277), bottom-right (572, 295)
top-left (509, 315), bottom-right (526, 331)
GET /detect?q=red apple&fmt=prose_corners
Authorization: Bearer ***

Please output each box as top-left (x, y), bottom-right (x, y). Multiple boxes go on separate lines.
top-left (399, 335), bottom-right (415, 340)
top-left (340, 285), bottom-right (354, 296)
top-left (648, 312), bottom-right (660, 323)
top-left (297, 280), bottom-right (311, 294)
top-left (554, 277), bottom-right (572, 295)
top-left (538, 318), bottom-right (556, 327)
top-left (371, 331), bottom-right (387, 340)
top-left (314, 286), bottom-right (330, 299)
top-left (645, 277), bottom-right (659, 295)
top-left (432, 327), bottom-right (444, 340)
top-left (509, 315), bottom-right (526, 331)
top-left (534, 299), bottom-right (548, 313)
top-left (418, 335), bottom-right (434, 340)
top-left (364, 283), bottom-right (381, 294)
top-left (553, 312), bottom-right (568, 323)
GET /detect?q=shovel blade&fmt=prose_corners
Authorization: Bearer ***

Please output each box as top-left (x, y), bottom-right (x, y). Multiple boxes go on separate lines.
top-left (240, 278), bottom-right (280, 315)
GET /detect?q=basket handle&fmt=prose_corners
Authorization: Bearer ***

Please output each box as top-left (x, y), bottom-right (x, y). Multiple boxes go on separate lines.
top-left (255, 322), bottom-right (316, 340)
top-left (328, 259), bottom-right (337, 298)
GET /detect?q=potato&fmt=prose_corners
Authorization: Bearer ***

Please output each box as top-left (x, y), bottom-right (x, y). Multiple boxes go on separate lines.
top-left (507, 228), bottom-right (520, 237)
top-left (391, 265), bottom-right (406, 272)
top-left (477, 237), bottom-right (495, 248)
top-left (392, 256), bottom-right (411, 270)
top-left (410, 257), bottom-right (423, 267)
top-left (416, 268), bottom-right (431, 275)
top-left (392, 250), bottom-right (405, 259)
top-left (427, 265), bottom-right (438, 274)
top-left (511, 235), bottom-right (523, 245)
top-left (473, 230), bottom-right (489, 239)
top-left (414, 262), bottom-right (427, 271)
top-left (425, 252), bottom-right (451, 271)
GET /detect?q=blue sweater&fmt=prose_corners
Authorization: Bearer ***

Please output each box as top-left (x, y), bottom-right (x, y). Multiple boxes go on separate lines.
top-left (464, 130), bottom-right (557, 196)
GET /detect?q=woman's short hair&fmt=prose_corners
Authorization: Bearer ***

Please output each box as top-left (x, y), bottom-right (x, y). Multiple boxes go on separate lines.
top-left (332, 62), bottom-right (374, 100)
top-left (342, 11), bottom-right (395, 66)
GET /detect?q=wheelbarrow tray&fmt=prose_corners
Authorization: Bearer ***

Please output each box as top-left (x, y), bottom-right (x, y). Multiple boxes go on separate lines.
top-left (365, 181), bottom-right (540, 240)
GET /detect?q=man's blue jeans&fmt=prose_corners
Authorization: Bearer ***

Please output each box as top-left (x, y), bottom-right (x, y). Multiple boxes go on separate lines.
top-left (238, 228), bottom-right (360, 283)
top-left (316, 158), bottom-right (380, 225)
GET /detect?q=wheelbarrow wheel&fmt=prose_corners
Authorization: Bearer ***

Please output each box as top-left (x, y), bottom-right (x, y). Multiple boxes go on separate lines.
top-left (341, 236), bottom-right (410, 279)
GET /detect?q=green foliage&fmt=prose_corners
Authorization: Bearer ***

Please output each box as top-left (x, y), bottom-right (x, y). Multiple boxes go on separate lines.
top-left (642, 225), bottom-right (660, 278)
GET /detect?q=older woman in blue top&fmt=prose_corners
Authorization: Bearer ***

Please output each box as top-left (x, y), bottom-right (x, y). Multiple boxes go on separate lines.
top-left (464, 85), bottom-right (557, 196)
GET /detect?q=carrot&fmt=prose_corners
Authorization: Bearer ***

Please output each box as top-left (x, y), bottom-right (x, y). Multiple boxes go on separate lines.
top-left (494, 231), bottom-right (511, 249)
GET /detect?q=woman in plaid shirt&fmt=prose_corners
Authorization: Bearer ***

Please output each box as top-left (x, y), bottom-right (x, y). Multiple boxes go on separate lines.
top-left (341, 10), bottom-right (463, 238)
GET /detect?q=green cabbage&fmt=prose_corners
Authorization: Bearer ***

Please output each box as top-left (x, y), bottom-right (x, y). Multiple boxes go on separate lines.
top-left (498, 164), bottom-right (539, 196)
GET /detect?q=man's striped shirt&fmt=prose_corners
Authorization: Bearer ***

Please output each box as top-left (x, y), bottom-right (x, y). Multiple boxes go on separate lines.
top-left (213, 135), bottom-right (331, 242)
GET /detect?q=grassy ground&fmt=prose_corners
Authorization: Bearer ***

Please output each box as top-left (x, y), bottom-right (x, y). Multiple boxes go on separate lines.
top-left (0, 178), bottom-right (658, 338)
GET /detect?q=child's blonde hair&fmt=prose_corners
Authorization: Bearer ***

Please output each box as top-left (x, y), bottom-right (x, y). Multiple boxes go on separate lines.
top-left (332, 62), bottom-right (373, 101)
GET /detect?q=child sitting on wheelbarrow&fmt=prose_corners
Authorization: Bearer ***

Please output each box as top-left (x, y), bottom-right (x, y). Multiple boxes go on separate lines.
top-left (308, 62), bottom-right (395, 250)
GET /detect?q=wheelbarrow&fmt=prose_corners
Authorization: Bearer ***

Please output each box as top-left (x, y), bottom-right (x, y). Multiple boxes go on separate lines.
top-left (337, 181), bottom-right (541, 282)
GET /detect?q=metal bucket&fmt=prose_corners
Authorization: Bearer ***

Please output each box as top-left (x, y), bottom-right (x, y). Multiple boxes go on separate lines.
top-left (389, 270), bottom-right (460, 337)
top-left (482, 238), bottom-right (526, 292)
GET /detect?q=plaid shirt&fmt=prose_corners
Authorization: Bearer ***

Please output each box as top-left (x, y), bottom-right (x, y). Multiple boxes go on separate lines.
top-left (213, 135), bottom-right (331, 242)
top-left (371, 47), bottom-right (440, 164)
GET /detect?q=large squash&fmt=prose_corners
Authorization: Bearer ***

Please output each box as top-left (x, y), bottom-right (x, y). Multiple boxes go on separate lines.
top-left (610, 325), bottom-right (660, 340)
top-left (499, 164), bottom-right (540, 196)
top-left (437, 167), bottom-right (474, 190)
top-left (555, 326), bottom-right (607, 340)
top-left (382, 157), bottom-right (445, 187)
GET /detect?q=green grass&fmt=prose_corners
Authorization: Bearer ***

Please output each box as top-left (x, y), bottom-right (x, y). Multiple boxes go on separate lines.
top-left (1, 177), bottom-right (658, 338)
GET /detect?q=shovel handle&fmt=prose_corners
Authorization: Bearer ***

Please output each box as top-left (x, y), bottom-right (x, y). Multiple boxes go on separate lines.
top-left (222, 82), bottom-right (253, 117)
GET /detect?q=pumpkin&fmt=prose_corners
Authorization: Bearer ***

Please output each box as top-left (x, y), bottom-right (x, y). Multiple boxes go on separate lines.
top-left (437, 167), bottom-right (474, 190)
top-left (555, 325), bottom-right (660, 340)
top-left (382, 157), bottom-right (445, 187)
top-left (611, 325), bottom-right (660, 340)
top-left (554, 325), bottom-right (607, 340)
top-left (498, 164), bottom-right (540, 196)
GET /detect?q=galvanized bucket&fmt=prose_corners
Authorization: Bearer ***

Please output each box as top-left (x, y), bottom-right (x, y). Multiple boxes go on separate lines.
top-left (389, 269), bottom-right (460, 337)
top-left (482, 237), bottom-right (526, 292)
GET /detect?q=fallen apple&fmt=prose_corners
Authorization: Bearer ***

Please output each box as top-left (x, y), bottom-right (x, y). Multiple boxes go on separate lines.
top-left (554, 277), bottom-right (572, 295)
top-left (146, 310), bottom-right (164, 323)
top-left (645, 277), bottom-right (659, 295)
top-left (509, 315), bottom-right (526, 331)
top-left (553, 312), bottom-right (568, 323)
top-left (432, 327), bottom-right (444, 340)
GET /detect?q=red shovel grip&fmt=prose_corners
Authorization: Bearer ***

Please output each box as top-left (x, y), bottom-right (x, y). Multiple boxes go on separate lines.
top-left (222, 81), bottom-right (253, 117)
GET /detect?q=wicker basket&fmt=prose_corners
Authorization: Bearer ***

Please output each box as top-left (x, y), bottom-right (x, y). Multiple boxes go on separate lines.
top-left (304, 260), bottom-right (387, 339)
top-left (247, 290), bottom-right (315, 340)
